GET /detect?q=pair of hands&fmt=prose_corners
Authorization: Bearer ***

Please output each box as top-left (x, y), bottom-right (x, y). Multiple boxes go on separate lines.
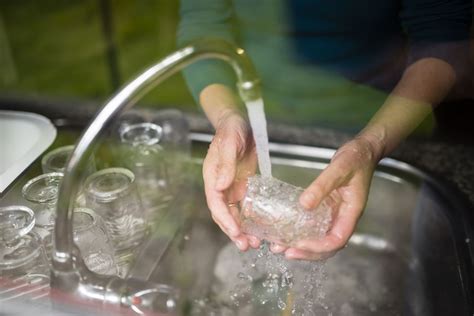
top-left (203, 110), bottom-right (383, 260)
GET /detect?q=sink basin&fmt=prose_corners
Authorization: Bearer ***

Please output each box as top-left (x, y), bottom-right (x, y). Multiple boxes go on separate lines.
top-left (1, 129), bottom-right (473, 315)
top-left (133, 133), bottom-right (474, 316)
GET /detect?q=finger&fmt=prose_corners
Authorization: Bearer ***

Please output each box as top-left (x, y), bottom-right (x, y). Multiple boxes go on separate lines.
top-left (215, 136), bottom-right (238, 191)
top-left (294, 200), bottom-right (363, 253)
top-left (270, 243), bottom-right (288, 253)
top-left (231, 235), bottom-right (250, 251)
top-left (299, 162), bottom-right (348, 209)
top-left (246, 235), bottom-right (261, 249)
top-left (203, 152), bottom-right (240, 238)
top-left (284, 248), bottom-right (335, 261)
top-left (205, 186), bottom-right (240, 237)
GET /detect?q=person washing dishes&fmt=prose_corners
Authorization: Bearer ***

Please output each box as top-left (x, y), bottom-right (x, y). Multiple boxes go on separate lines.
top-left (177, 0), bottom-right (472, 260)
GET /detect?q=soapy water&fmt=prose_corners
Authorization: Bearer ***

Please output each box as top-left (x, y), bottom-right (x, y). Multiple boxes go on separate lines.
top-left (245, 99), bottom-right (272, 178)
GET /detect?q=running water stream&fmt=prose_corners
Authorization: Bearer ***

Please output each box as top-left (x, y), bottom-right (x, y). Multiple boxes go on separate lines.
top-left (245, 99), bottom-right (272, 178)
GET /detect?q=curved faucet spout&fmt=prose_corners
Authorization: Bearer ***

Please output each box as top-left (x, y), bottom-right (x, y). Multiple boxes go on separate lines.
top-left (52, 38), bottom-right (261, 308)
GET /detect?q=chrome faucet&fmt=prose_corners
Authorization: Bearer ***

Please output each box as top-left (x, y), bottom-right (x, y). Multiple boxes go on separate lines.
top-left (52, 39), bottom-right (261, 313)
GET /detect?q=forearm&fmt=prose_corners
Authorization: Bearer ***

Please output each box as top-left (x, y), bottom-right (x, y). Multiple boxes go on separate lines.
top-left (359, 57), bottom-right (456, 159)
top-left (200, 83), bottom-right (243, 128)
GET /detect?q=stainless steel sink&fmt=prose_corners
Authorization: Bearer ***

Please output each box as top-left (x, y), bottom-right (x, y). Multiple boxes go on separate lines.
top-left (129, 133), bottom-right (474, 316)
top-left (1, 131), bottom-right (473, 316)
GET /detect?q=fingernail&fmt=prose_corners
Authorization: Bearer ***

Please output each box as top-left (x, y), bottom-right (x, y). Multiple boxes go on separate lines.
top-left (235, 239), bottom-right (244, 250)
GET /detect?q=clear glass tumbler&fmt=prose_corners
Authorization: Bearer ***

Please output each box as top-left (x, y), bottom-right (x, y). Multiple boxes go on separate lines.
top-left (151, 109), bottom-right (190, 152)
top-left (239, 175), bottom-right (338, 246)
top-left (0, 206), bottom-right (50, 300)
top-left (73, 208), bottom-right (118, 275)
top-left (119, 122), bottom-right (170, 211)
top-left (41, 145), bottom-right (96, 208)
top-left (0, 231), bottom-right (49, 280)
top-left (0, 206), bottom-right (35, 246)
top-left (22, 172), bottom-right (63, 230)
top-left (151, 109), bottom-right (191, 191)
top-left (41, 145), bottom-right (96, 175)
top-left (84, 168), bottom-right (147, 252)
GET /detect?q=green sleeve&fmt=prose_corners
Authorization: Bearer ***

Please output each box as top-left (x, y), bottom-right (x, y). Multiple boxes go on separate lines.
top-left (177, 0), bottom-right (238, 102)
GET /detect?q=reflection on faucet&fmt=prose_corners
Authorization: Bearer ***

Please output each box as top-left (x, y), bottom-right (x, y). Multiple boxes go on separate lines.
top-left (52, 38), bottom-right (261, 313)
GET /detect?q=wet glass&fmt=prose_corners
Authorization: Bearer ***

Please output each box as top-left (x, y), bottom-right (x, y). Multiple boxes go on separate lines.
top-left (0, 231), bottom-right (49, 280)
top-left (0, 206), bottom-right (35, 246)
top-left (84, 168), bottom-right (147, 252)
top-left (41, 145), bottom-right (96, 175)
top-left (151, 109), bottom-right (190, 153)
top-left (73, 208), bottom-right (118, 275)
top-left (151, 109), bottom-right (191, 191)
top-left (21, 172), bottom-right (63, 230)
top-left (239, 175), bottom-right (338, 246)
top-left (119, 122), bottom-right (170, 212)
top-left (112, 111), bottom-right (146, 139)
top-left (41, 145), bottom-right (96, 208)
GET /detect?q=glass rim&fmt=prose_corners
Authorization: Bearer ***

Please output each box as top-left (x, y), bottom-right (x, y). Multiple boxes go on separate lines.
top-left (73, 208), bottom-right (99, 232)
top-left (21, 172), bottom-right (64, 203)
top-left (120, 122), bottom-right (163, 146)
top-left (41, 145), bottom-right (74, 172)
top-left (0, 232), bottom-right (43, 269)
top-left (0, 205), bottom-right (36, 239)
top-left (84, 167), bottom-right (135, 202)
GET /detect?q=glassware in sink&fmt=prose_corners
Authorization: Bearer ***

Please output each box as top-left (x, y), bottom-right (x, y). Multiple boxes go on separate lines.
top-left (0, 230), bottom-right (49, 280)
top-left (84, 168), bottom-right (146, 275)
top-left (0, 205), bottom-right (35, 247)
top-left (239, 175), bottom-right (338, 246)
top-left (73, 208), bottom-right (118, 276)
top-left (41, 145), bottom-right (96, 176)
top-left (21, 172), bottom-right (63, 230)
top-left (119, 122), bottom-right (167, 190)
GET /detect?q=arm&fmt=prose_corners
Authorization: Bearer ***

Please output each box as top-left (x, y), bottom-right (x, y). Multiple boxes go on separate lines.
top-left (177, 0), bottom-right (238, 101)
top-left (285, 0), bottom-right (472, 259)
top-left (283, 58), bottom-right (455, 260)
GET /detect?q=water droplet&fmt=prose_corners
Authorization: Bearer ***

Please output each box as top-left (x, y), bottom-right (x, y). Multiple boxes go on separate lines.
top-left (277, 298), bottom-right (287, 310)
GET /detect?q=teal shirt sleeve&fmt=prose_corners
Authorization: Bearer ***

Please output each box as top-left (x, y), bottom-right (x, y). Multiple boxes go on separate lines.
top-left (177, 0), bottom-right (238, 102)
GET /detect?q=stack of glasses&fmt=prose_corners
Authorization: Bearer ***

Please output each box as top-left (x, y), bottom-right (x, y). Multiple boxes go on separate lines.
top-left (1, 109), bottom-right (191, 288)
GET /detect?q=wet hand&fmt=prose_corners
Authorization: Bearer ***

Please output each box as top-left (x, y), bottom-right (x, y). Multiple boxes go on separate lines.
top-left (202, 110), bottom-right (260, 251)
top-left (282, 135), bottom-right (383, 260)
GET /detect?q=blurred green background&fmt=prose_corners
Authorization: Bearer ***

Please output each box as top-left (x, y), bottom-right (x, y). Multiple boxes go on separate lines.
top-left (0, 0), bottom-right (194, 110)
top-left (0, 0), bottom-right (441, 133)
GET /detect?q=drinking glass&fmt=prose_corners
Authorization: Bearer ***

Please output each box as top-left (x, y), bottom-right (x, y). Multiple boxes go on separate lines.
top-left (41, 145), bottom-right (96, 207)
top-left (0, 231), bottom-right (49, 280)
top-left (22, 172), bottom-right (63, 230)
top-left (119, 122), bottom-right (170, 211)
top-left (239, 175), bottom-right (338, 246)
top-left (41, 145), bottom-right (96, 175)
top-left (84, 168), bottom-right (147, 252)
top-left (0, 206), bottom-right (35, 246)
top-left (73, 208), bottom-right (118, 275)
top-left (112, 111), bottom-right (146, 139)
top-left (151, 109), bottom-right (191, 191)
top-left (151, 109), bottom-right (190, 152)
